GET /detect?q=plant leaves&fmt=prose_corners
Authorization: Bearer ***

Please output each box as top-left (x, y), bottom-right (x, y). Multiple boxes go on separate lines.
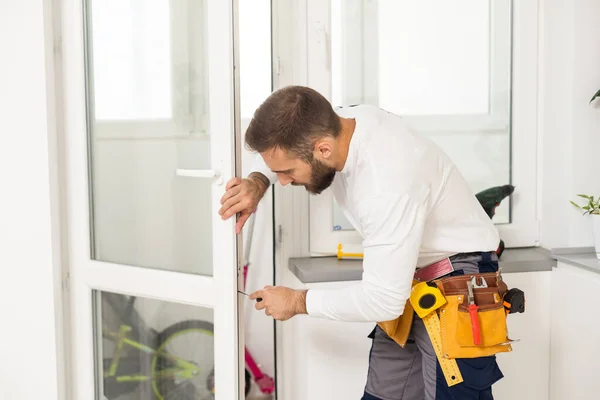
top-left (571, 200), bottom-right (582, 208)
top-left (591, 89), bottom-right (600, 104)
top-left (577, 194), bottom-right (591, 199)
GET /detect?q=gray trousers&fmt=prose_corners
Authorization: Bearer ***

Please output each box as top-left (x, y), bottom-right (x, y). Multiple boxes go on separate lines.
top-left (364, 320), bottom-right (436, 399)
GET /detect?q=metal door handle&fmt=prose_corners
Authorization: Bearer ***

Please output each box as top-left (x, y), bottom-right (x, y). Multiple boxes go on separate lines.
top-left (175, 169), bottom-right (223, 184)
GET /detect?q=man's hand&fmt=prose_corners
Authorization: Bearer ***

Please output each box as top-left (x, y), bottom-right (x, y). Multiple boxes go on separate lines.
top-left (250, 286), bottom-right (308, 321)
top-left (219, 173), bottom-right (269, 234)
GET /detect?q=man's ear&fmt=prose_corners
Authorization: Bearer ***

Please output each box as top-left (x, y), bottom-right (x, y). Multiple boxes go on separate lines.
top-left (314, 138), bottom-right (334, 159)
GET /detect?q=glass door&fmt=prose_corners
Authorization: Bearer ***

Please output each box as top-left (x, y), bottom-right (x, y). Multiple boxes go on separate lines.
top-left (61, 0), bottom-right (244, 399)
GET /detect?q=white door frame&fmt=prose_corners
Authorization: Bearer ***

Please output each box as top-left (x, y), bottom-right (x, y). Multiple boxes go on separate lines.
top-left (59, 0), bottom-right (244, 398)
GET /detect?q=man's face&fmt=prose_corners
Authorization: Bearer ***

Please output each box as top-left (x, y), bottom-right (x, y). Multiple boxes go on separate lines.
top-left (261, 148), bottom-right (336, 195)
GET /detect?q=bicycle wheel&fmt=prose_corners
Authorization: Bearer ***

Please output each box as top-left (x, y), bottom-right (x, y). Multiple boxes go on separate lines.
top-left (151, 320), bottom-right (251, 399)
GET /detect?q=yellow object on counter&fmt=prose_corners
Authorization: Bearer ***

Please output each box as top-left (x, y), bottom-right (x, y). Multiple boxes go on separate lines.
top-left (337, 244), bottom-right (364, 260)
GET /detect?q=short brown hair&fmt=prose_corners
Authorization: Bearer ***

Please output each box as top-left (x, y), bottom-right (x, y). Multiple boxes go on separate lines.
top-left (244, 86), bottom-right (341, 161)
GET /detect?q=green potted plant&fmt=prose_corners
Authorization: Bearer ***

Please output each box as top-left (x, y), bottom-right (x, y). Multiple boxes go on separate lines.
top-left (571, 194), bottom-right (600, 259)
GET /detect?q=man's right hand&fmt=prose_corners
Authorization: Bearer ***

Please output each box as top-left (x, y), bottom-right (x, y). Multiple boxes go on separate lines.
top-left (219, 173), bottom-right (269, 234)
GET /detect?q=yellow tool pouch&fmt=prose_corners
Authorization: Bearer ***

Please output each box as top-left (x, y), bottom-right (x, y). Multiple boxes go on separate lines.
top-left (435, 272), bottom-right (513, 359)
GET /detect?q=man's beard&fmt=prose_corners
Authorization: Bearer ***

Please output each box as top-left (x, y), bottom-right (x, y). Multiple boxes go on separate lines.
top-left (292, 157), bottom-right (336, 195)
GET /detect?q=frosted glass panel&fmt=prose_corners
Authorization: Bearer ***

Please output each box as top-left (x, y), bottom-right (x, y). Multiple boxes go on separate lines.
top-left (378, 0), bottom-right (490, 115)
top-left (91, 0), bottom-right (172, 120)
top-left (85, 0), bottom-right (213, 275)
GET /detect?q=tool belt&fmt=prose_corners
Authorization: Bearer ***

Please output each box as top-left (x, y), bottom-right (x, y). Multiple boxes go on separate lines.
top-left (378, 258), bottom-right (524, 359)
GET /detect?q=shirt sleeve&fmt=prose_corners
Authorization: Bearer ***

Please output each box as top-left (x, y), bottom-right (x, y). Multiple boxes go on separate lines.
top-left (305, 189), bottom-right (430, 322)
top-left (249, 152), bottom-right (278, 185)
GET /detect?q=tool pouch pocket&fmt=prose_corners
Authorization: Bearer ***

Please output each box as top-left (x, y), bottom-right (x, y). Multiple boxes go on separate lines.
top-left (377, 298), bottom-right (414, 348)
top-left (437, 272), bottom-right (513, 359)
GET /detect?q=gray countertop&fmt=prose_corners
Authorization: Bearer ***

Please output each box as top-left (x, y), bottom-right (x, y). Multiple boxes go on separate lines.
top-left (289, 247), bottom-right (556, 284)
top-left (551, 247), bottom-right (600, 274)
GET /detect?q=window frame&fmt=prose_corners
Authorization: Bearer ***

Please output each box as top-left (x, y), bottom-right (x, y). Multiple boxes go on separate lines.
top-left (307, 0), bottom-right (540, 256)
top-left (332, 0), bottom-right (511, 134)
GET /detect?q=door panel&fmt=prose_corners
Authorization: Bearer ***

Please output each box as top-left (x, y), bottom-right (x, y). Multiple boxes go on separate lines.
top-left (62, 0), bottom-right (242, 398)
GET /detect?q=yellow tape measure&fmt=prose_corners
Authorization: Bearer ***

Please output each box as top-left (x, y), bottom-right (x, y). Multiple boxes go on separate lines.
top-left (410, 282), bottom-right (464, 387)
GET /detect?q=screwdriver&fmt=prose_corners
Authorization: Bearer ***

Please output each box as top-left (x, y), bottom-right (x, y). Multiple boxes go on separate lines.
top-left (238, 290), bottom-right (262, 302)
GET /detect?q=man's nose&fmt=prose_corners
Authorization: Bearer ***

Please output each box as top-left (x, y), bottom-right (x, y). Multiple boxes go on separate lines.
top-left (277, 174), bottom-right (293, 186)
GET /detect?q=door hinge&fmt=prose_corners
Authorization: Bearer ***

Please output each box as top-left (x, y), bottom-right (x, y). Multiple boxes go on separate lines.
top-left (276, 224), bottom-right (283, 245)
top-left (275, 57), bottom-right (281, 76)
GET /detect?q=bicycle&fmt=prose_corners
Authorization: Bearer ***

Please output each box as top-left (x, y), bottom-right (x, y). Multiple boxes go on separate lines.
top-left (102, 292), bottom-right (236, 400)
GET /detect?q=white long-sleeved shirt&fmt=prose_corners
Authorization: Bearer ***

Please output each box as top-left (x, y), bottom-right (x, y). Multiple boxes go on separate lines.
top-left (251, 105), bottom-right (500, 322)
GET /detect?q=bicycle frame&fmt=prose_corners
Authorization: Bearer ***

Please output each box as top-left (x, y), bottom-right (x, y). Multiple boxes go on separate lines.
top-left (103, 324), bottom-right (201, 383)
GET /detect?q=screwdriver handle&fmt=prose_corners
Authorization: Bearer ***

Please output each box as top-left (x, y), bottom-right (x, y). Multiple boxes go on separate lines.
top-left (238, 291), bottom-right (263, 302)
top-left (468, 303), bottom-right (481, 345)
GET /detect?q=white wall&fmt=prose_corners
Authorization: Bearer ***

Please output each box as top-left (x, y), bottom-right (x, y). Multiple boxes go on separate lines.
top-left (0, 1), bottom-right (63, 399)
top-left (550, 262), bottom-right (600, 400)
top-left (540, 0), bottom-right (600, 249)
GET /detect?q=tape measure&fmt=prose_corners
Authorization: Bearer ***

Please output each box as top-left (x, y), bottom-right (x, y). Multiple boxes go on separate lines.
top-left (410, 282), bottom-right (464, 387)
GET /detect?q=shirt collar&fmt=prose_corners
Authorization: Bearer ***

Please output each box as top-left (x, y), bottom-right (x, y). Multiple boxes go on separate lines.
top-left (341, 111), bottom-right (363, 175)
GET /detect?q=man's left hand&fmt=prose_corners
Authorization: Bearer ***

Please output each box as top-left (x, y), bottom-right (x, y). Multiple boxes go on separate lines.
top-left (250, 286), bottom-right (308, 321)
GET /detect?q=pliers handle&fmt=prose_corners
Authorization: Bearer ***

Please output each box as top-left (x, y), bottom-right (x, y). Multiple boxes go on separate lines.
top-left (467, 279), bottom-right (482, 346)
top-left (468, 303), bottom-right (481, 345)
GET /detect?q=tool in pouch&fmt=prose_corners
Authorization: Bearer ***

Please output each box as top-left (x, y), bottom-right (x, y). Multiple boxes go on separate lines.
top-left (503, 288), bottom-right (525, 315)
top-left (410, 281), bottom-right (464, 387)
top-left (466, 276), bottom-right (487, 345)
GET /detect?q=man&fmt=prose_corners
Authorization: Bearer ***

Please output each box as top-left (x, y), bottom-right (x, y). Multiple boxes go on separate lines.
top-left (219, 85), bottom-right (504, 399)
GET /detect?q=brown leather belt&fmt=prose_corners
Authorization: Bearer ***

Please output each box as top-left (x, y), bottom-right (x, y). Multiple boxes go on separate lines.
top-left (413, 257), bottom-right (455, 282)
